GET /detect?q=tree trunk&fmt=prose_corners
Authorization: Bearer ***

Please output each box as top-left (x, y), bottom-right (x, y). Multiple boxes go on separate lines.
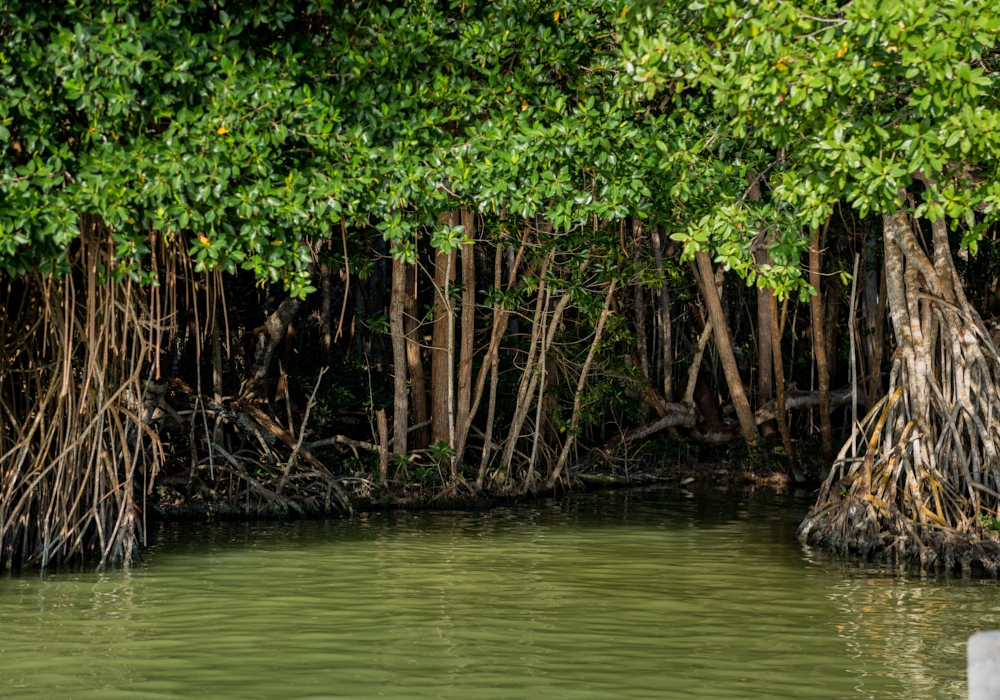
top-left (211, 300), bottom-right (224, 402)
top-left (501, 253), bottom-right (551, 475)
top-left (768, 294), bottom-right (796, 467)
top-left (390, 255), bottom-right (409, 457)
top-left (548, 279), bottom-right (618, 489)
top-left (473, 233), bottom-right (526, 491)
top-left (241, 295), bottom-right (302, 399)
top-left (474, 248), bottom-right (503, 491)
top-left (867, 266), bottom-right (887, 407)
top-left (651, 227), bottom-right (673, 401)
top-left (377, 408), bottom-right (389, 489)
top-left (319, 254), bottom-right (334, 361)
top-left (801, 203), bottom-right (1000, 565)
top-left (453, 208), bottom-right (476, 478)
top-left (405, 263), bottom-right (429, 449)
top-left (632, 225), bottom-right (649, 380)
top-left (809, 224), bottom-right (834, 464)
top-left (431, 212), bottom-right (457, 448)
top-left (749, 175), bottom-right (772, 414)
top-left (694, 251), bottom-right (760, 448)
top-left (756, 248), bottom-right (774, 407)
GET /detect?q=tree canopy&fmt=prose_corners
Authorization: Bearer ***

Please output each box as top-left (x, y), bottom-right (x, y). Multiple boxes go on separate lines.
top-left (628, 0), bottom-right (1000, 245)
top-left (0, 0), bottom-right (663, 293)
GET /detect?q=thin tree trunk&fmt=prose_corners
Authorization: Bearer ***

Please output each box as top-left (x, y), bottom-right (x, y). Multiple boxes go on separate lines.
top-left (476, 352), bottom-right (501, 491)
top-left (527, 285), bottom-right (552, 482)
top-left (632, 224), bottom-right (649, 380)
top-left (431, 212), bottom-right (457, 448)
top-left (548, 279), bottom-right (618, 489)
top-left (405, 263), bottom-right (429, 449)
top-left (452, 209), bottom-right (476, 478)
top-left (320, 255), bottom-right (334, 361)
top-left (809, 223), bottom-right (834, 463)
top-left (474, 245), bottom-right (503, 490)
top-left (867, 266), bottom-right (887, 406)
top-left (748, 175), bottom-right (773, 413)
top-left (683, 322), bottom-right (713, 405)
top-left (756, 248), bottom-right (774, 407)
top-left (694, 251), bottom-right (760, 448)
top-left (652, 227), bottom-right (673, 401)
top-left (521, 287), bottom-right (574, 485)
top-left (376, 408), bottom-right (389, 489)
top-left (848, 253), bottom-right (860, 459)
top-left (390, 256), bottom-right (409, 457)
top-left (211, 302), bottom-right (224, 402)
top-left (768, 294), bottom-right (796, 467)
top-left (474, 233), bottom-right (527, 491)
top-left (613, 292), bottom-right (669, 418)
top-left (501, 253), bottom-right (551, 474)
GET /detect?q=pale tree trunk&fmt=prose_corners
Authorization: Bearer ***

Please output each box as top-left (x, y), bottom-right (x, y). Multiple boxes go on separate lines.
top-left (527, 284), bottom-right (552, 482)
top-left (801, 201), bottom-right (1000, 564)
top-left (474, 246), bottom-right (506, 492)
top-left (524, 287), bottom-right (575, 486)
top-left (809, 224), bottom-right (834, 464)
top-left (506, 254), bottom-right (586, 485)
top-left (695, 251), bottom-right (760, 448)
top-left (390, 256), bottom-right (408, 457)
top-left (547, 279), bottom-right (618, 489)
top-left (520, 285), bottom-right (574, 485)
top-left (473, 229), bottom-right (526, 491)
top-left (768, 293), bottom-right (796, 467)
top-left (500, 252), bottom-right (551, 475)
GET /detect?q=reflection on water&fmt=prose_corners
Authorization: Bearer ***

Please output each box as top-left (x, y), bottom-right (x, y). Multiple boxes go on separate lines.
top-left (0, 487), bottom-right (996, 699)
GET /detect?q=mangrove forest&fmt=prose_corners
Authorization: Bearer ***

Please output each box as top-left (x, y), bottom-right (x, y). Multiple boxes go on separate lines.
top-left (2, 0), bottom-right (1000, 575)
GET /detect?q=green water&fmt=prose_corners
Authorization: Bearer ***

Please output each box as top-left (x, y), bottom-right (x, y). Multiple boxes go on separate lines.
top-left (1, 488), bottom-right (996, 699)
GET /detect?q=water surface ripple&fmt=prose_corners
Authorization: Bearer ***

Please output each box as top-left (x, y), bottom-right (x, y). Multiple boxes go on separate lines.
top-left (1, 488), bottom-right (996, 699)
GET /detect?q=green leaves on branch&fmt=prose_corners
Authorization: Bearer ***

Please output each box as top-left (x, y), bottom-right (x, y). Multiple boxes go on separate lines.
top-left (1, 0), bottom-right (657, 292)
top-left (627, 0), bottom-right (1000, 294)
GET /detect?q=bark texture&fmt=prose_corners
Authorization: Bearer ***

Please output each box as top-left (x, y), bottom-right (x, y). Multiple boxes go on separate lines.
top-left (809, 225), bottom-right (834, 463)
top-left (404, 263), bottom-right (429, 449)
top-left (431, 211), bottom-right (458, 447)
top-left (390, 256), bottom-right (409, 456)
top-left (695, 251), bottom-right (761, 448)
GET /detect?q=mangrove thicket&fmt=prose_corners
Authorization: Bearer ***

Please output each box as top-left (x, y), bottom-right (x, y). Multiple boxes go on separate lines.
top-left (1, 0), bottom-right (1000, 571)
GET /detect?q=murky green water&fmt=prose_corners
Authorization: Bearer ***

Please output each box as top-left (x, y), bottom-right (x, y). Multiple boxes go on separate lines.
top-left (1, 488), bottom-right (996, 699)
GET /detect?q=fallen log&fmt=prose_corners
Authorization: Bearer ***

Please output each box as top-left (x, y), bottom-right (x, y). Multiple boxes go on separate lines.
top-left (755, 386), bottom-right (853, 425)
top-left (606, 401), bottom-right (699, 445)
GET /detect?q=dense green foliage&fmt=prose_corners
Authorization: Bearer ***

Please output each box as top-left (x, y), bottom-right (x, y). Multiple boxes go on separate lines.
top-left (5, 0), bottom-right (1000, 569)
top-left (630, 0), bottom-right (1000, 250)
top-left (0, 0), bottom-right (664, 293)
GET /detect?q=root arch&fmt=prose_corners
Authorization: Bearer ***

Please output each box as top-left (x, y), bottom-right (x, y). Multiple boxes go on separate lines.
top-left (801, 209), bottom-right (1000, 569)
